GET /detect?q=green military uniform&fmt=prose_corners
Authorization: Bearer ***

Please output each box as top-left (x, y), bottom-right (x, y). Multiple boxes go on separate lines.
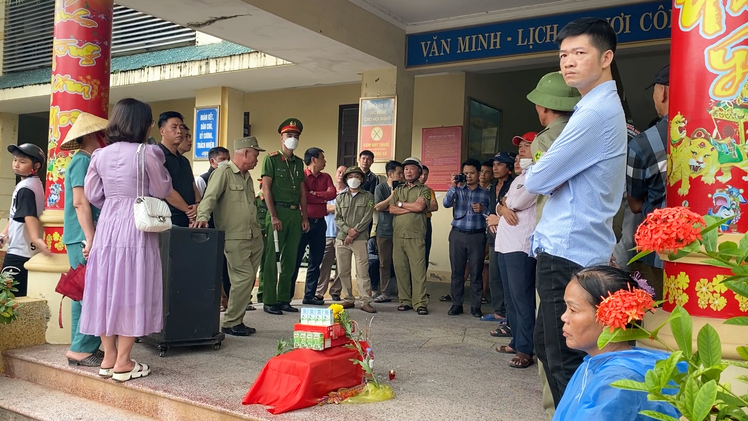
top-left (196, 136), bottom-right (266, 329)
top-left (531, 115), bottom-right (571, 222)
top-left (391, 158), bottom-right (432, 311)
top-left (527, 71), bottom-right (580, 224)
top-left (335, 166), bottom-right (375, 306)
top-left (260, 118), bottom-right (306, 307)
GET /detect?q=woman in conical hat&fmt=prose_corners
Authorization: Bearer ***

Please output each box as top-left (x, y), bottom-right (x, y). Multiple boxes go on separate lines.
top-left (60, 112), bottom-right (108, 368)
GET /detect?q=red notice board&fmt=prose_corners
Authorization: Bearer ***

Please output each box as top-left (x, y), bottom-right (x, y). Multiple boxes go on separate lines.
top-left (421, 126), bottom-right (462, 191)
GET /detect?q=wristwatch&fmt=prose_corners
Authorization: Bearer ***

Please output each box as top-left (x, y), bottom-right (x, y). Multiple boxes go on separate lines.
top-left (397, 201), bottom-right (403, 208)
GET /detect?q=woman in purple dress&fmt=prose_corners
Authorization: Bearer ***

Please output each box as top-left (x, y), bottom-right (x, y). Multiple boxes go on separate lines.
top-left (80, 98), bottom-right (172, 382)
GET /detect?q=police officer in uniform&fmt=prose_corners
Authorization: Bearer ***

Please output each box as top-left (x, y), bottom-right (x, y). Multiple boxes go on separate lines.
top-left (260, 118), bottom-right (309, 315)
top-left (195, 136), bottom-right (266, 336)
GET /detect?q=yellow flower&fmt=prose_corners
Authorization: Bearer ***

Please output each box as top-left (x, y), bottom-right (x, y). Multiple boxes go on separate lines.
top-left (695, 278), bottom-right (713, 300)
top-left (711, 275), bottom-right (727, 294)
top-left (709, 293), bottom-right (727, 311)
top-left (735, 293), bottom-right (748, 312)
top-left (664, 274), bottom-right (678, 304)
top-left (329, 304), bottom-right (344, 316)
top-left (52, 232), bottom-right (61, 241)
top-left (697, 295), bottom-right (709, 309)
top-left (675, 272), bottom-right (690, 290)
top-left (675, 291), bottom-right (690, 307)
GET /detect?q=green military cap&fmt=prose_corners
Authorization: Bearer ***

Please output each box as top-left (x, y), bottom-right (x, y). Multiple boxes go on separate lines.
top-left (343, 165), bottom-right (365, 179)
top-left (526, 71), bottom-right (581, 112)
top-left (234, 136), bottom-right (265, 151)
top-left (278, 118), bottom-right (303, 134)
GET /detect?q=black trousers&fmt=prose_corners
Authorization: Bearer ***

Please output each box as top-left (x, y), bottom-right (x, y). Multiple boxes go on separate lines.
top-left (496, 251), bottom-right (536, 356)
top-left (290, 218), bottom-right (327, 300)
top-left (2, 253), bottom-right (30, 297)
top-left (534, 252), bottom-right (586, 407)
top-left (425, 218), bottom-right (433, 269)
top-left (488, 244), bottom-right (506, 317)
top-left (448, 229), bottom-right (485, 309)
top-left (222, 254), bottom-right (231, 298)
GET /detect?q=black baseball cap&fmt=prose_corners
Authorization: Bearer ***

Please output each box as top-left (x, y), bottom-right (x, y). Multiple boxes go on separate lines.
top-left (646, 64), bottom-right (669, 89)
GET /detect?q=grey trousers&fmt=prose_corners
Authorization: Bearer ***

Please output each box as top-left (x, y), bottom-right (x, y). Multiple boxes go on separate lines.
top-left (448, 228), bottom-right (486, 309)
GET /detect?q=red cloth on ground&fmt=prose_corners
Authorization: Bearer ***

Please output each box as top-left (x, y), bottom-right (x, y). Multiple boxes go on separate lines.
top-left (243, 341), bottom-right (366, 414)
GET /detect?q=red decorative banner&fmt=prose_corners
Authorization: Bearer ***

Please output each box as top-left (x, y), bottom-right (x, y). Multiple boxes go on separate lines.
top-left (421, 126), bottom-right (463, 191)
top-left (663, 261), bottom-right (748, 319)
top-left (667, 1), bottom-right (748, 234)
top-left (44, 0), bottom-right (113, 253)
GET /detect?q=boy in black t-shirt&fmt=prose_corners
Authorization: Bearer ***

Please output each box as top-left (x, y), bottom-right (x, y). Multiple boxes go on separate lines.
top-left (1, 144), bottom-right (49, 296)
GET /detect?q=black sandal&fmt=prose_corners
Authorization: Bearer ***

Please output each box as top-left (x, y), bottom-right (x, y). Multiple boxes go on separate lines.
top-left (416, 307), bottom-right (428, 315)
top-left (67, 353), bottom-right (104, 367)
top-left (397, 305), bottom-right (413, 311)
top-left (490, 325), bottom-right (512, 337)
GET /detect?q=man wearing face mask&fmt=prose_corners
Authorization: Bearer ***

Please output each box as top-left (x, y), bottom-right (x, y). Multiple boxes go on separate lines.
top-left (195, 146), bottom-right (231, 197)
top-left (260, 118), bottom-right (309, 315)
top-left (335, 166), bottom-right (376, 313)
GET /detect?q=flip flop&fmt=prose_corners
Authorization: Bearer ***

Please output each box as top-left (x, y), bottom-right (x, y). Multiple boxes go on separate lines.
top-left (416, 307), bottom-right (428, 315)
top-left (99, 367), bottom-right (114, 378)
top-left (112, 361), bottom-right (150, 382)
top-left (373, 295), bottom-right (392, 303)
top-left (397, 305), bottom-right (413, 311)
top-left (439, 295), bottom-right (452, 302)
top-left (480, 313), bottom-right (505, 322)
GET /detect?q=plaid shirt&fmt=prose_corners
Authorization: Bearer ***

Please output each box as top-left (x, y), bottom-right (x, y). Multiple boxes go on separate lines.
top-left (443, 184), bottom-right (490, 231)
top-left (627, 115), bottom-right (668, 267)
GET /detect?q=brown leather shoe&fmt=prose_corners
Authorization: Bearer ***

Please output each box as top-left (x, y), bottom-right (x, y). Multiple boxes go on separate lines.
top-left (361, 304), bottom-right (377, 314)
top-left (342, 301), bottom-right (355, 309)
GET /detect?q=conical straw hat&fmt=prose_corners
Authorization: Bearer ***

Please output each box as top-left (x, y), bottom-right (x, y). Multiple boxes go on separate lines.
top-left (59, 113), bottom-right (108, 151)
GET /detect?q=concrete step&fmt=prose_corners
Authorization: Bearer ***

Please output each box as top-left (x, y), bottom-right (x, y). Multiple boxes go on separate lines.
top-left (0, 376), bottom-right (156, 421)
top-left (2, 352), bottom-right (259, 421)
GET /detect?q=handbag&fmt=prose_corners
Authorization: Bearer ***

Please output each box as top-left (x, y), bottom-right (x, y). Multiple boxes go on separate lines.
top-left (134, 143), bottom-right (172, 232)
top-left (55, 263), bottom-right (86, 328)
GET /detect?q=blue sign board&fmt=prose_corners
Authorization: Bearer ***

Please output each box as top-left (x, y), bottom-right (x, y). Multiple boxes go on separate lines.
top-left (406, 1), bottom-right (671, 67)
top-left (194, 107), bottom-right (219, 160)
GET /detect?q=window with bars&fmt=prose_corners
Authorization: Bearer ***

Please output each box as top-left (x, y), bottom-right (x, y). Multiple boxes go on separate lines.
top-left (2, 0), bottom-right (197, 74)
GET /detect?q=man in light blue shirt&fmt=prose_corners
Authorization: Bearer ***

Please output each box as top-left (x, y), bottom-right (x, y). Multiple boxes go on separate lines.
top-left (524, 17), bottom-right (626, 407)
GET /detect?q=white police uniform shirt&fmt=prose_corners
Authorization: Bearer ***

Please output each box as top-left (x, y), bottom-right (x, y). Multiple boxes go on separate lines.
top-left (7, 176), bottom-right (45, 258)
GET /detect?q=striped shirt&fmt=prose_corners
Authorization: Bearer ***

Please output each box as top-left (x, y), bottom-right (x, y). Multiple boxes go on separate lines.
top-left (627, 115), bottom-right (668, 268)
top-left (495, 171), bottom-right (537, 254)
top-left (525, 80), bottom-right (627, 267)
top-left (443, 184), bottom-right (490, 231)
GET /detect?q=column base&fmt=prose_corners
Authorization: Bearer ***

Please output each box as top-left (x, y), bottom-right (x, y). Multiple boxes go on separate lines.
top-left (0, 296), bottom-right (48, 373)
top-left (25, 252), bottom-right (70, 344)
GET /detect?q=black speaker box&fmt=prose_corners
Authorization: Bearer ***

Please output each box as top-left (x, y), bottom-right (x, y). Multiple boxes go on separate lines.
top-left (140, 227), bottom-right (225, 356)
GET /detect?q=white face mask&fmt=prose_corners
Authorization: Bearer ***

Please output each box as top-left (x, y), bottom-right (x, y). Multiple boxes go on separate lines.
top-left (284, 136), bottom-right (299, 151)
top-left (217, 160), bottom-right (229, 167)
top-left (347, 178), bottom-right (362, 189)
top-left (519, 158), bottom-right (533, 170)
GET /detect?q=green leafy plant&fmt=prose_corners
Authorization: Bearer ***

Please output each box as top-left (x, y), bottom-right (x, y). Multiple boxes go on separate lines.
top-left (598, 208), bottom-right (748, 420)
top-left (0, 269), bottom-right (21, 324)
top-left (336, 308), bottom-right (381, 388)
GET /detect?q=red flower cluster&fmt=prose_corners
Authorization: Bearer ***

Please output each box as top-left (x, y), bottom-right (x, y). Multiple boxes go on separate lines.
top-left (596, 287), bottom-right (656, 332)
top-left (634, 207), bottom-right (705, 253)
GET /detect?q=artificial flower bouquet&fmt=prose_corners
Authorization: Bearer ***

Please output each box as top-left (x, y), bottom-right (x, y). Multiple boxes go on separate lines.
top-left (597, 207), bottom-right (748, 421)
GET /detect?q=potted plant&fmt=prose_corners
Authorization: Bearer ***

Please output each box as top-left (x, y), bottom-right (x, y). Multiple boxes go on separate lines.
top-left (597, 207), bottom-right (748, 421)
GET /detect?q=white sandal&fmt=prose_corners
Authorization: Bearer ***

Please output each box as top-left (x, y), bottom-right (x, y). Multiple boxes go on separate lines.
top-left (112, 361), bottom-right (150, 382)
top-left (98, 367), bottom-right (114, 377)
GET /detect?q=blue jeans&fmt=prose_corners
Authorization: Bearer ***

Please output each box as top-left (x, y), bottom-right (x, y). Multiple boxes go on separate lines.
top-left (66, 242), bottom-right (101, 353)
